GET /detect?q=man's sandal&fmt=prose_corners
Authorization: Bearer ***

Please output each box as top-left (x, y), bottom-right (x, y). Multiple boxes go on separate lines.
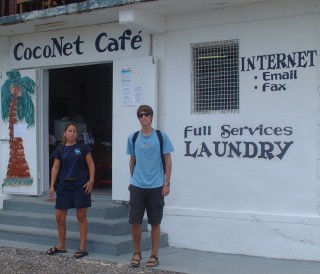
top-left (146, 255), bottom-right (159, 267)
top-left (130, 251), bottom-right (142, 267)
top-left (46, 247), bottom-right (67, 255)
top-left (74, 248), bottom-right (89, 259)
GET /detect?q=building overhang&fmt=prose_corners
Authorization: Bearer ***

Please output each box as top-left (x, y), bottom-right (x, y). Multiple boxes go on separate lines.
top-left (0, 0), bottom-right (268, 36)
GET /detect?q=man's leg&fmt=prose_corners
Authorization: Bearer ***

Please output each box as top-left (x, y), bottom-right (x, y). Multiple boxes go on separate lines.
top-left (145, 186), bottom-right (163, 267)
top-left (151, 224), bottom-right (160, 257)
top-left (129, 185), bottom-right (145, 254)
top-left (130, 223), bottom-right (142, 267)
top-left (132, 223), bottom-right (142, 253)
top-left (129, 184), bottom-right (145, 267)
top-left (145, 224), bottom-right (160, 267)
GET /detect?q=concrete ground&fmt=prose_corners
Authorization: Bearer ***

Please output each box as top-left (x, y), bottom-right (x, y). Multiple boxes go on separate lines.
top-left (92, 246), bottom-right (320, 274)
top-left (90, 185), bottom-right (320, 274)
top-left (3, 186), bottom-right (320, 274)
top-left (2, 240), bottom-right (320, 274)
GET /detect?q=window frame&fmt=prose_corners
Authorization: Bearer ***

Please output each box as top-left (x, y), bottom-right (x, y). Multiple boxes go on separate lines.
top-left (191, 39), bottom-right (240, 114)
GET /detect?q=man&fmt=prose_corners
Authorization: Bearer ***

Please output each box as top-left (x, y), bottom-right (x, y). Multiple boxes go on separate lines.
top-left (126, 105), bottom-right (174, 268)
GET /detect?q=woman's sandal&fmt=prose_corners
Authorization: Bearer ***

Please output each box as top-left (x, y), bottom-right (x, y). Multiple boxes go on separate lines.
top-left (74, 248), bottom-right (89, 259)
top-left (46, 246), bottom-right (67, 255)
top-left (130, 251), bottom-right (142, 267)
top-left (146, 254), bottom-right (159, 267)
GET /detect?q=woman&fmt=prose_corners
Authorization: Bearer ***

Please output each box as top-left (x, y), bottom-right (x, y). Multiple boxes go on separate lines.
top-left (46, 122), bottom-right (95, 259)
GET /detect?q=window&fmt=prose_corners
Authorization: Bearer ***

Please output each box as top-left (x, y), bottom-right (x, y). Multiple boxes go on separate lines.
top-left (191, 40), bottom-right (239, 113)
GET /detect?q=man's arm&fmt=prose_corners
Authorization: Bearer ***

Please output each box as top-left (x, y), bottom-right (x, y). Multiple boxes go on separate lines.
top-left (129, 155), bottom-right (136, 176)
top-left (164, 153), bottom-right (172, 186)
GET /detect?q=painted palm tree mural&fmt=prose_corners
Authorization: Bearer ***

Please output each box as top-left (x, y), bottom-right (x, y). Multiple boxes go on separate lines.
top-left (1, 71), bottom-right (35, 187)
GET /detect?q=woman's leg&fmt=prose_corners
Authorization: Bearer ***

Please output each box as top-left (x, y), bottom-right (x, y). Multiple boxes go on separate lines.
top-left (55, 209), bottom-right (68, 250)
top-left (76, 207), bottom-right (88, 251)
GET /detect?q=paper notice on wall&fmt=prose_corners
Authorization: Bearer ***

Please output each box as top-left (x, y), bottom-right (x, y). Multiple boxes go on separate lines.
top-left (122, 87), bottom-right (132, 106)
top-left (14, 123), bottom-right (27, 138)
top-left (121, 68), bottom-right (132, 87)
top-left (121, 67), bottom-right (143, 106)
top-left (132, 86), bottom-right (143, 105)
top-left (122, 86), bottom-right (143, 106)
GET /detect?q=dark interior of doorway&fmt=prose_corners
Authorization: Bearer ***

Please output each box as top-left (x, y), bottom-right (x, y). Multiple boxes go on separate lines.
top-left (49, 63), bottom-right (113, 194)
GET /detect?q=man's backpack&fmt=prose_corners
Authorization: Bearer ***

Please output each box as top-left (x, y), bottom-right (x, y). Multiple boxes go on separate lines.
top-left (132, 130), bottom-right (166, 174)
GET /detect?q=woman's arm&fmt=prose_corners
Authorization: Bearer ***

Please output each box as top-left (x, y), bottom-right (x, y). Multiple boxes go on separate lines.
top-left (84, 152), bottom-right (95, 194)
top-left (49, 158), bottom-right (60, 197)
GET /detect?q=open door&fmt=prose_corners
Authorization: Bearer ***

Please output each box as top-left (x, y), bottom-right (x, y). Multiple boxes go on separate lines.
top-left (112, 56), bottom-right (157, 201)
top-left (0, 69), bottom-right (39, 195)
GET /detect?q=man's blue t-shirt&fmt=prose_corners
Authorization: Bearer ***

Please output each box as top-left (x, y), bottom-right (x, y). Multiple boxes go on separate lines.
top-left (52, 143), bottom-right (91, 185)
top-left (127, 129), bottom-right (174, 189)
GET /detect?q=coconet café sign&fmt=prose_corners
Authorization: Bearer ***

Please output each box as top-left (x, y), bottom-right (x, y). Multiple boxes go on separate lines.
top-left (9, 24), bottom-right (149, 68)
top-left (184, 125), bottom-right (293, 160)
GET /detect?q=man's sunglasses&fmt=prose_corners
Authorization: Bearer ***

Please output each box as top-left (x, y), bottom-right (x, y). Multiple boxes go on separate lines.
top-left (138, 112), bottom-right (152, 118)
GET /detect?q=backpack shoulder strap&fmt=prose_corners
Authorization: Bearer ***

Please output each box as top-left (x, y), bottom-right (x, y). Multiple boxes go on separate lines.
top-left (156, 129), bottom-right (163, 153)
top-left (156, 130), bottom-right (166, 174)
top-left (132, 131), bottom-right (139, 150)
top-left (131, 131), bottom-right (139, 176)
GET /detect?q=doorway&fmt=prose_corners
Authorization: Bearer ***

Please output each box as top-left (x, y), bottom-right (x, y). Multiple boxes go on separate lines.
top-left (48, 63), bottom-right (113, 195)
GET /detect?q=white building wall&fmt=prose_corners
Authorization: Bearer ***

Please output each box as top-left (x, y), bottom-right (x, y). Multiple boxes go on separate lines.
top-left (0, 37), bottom-right (10, 206)
top-left (1, 0), bottom-right (320, 261)
top-left (158, 0), bottom-right (320, 261)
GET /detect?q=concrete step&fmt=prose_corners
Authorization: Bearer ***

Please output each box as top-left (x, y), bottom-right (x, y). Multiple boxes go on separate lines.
top-left (0, 224), bottom-right (168, 255)
top-left (0, 194), bottom-right (169, 255)
top-left (2, 196), bottom-right (128, 219)
top-left (0, 210), bottom-right (143, 236)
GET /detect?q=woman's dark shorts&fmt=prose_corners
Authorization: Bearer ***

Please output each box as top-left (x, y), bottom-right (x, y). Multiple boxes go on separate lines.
top-left (56, 181), bottom-right (91, 209)
top-left (128, 184), bottom-right (164, 225)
